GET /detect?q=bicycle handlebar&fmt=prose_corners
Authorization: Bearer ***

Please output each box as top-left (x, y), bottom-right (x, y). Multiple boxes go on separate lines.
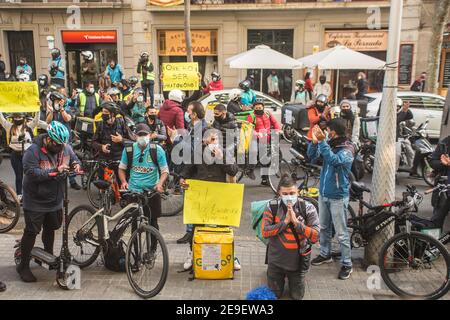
top-left (425, 184), bottom-right (450, 195)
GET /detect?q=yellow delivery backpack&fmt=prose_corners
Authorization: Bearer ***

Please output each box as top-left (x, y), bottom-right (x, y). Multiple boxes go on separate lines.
top-left (192, 226), bottom-right (234, 280)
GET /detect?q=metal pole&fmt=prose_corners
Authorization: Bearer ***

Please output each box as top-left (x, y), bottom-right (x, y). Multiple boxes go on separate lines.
top-left (335, 69), bottom-right (340, 104)
top-left (364, 0), bottom-right (403, 266)
top-left (260, 69), bottom-right (263, 92)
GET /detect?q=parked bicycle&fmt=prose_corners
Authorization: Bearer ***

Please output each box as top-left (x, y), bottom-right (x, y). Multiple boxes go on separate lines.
top-left (0, 179), bottom-right (21, 233)
top-left (67, 180), bottom-right (169, 299)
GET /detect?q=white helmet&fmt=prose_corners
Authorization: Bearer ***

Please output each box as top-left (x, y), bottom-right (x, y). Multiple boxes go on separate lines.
top-left (81, 51), bottom-right (94, 61)
top-left (229, 88), bottom-right (242, 101)
top-left (168, 89), bottom-right (185, 103)
top-left (17, 74), bottom-right (30, 82)
top-left (396, 98), bottom-right (403, 107)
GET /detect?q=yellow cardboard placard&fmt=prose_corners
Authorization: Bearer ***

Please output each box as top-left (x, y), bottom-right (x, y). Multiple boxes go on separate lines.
top-left (183, 180), bottom-right (244, 227)
top-left (162, 62), bottom-right (199, 91)
top-left (0, 81), bottom-right (40, 113)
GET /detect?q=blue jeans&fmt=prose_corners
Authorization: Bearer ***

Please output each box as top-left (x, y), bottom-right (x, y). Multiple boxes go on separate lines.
top-left (186, 224), bottom-right (193, 233)
top-left (318, 196), bottom-right (352, 268)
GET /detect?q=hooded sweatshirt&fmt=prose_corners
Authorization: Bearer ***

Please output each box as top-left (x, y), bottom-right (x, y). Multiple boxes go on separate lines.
top-left (159, 99), bottom-right (185, 130)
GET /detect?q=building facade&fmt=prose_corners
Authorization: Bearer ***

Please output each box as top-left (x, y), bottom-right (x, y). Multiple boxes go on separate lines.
top-left (0, 0), bottom-right (445, 100)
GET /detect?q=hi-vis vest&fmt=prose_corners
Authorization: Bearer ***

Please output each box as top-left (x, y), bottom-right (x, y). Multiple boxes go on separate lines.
top-left (140, 62), bottom-right (155, 81)
top-left (121, 88), bottom-right (135, 102)
top-left (79, 92), bottom-right (100, 115)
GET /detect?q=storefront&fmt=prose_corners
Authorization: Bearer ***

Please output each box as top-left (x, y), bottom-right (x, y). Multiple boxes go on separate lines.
top-left (61, 30), bottom-right (118, 92)
top-left (157, 29), bottom-right (218, 88)
top-left (323, 29), bottom-right (388, 101)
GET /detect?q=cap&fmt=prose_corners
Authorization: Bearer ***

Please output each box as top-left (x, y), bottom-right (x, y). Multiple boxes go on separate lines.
top-left (135, 123), bottom-right (151, 135)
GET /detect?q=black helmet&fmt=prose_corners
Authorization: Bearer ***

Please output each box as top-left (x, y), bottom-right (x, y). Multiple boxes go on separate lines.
top-left (38, 74), bottom-right (48, 87)
top-left (211, 71), bottom-right (221, 81)
top-left (11, 112), bottom-right (26, 119)
top-left (101, 101), bottom-right (119, 115)
top-left (120, 79), bottom-right (130, 88)
top-left (239, 80), bottom-right (251, 91)
top-left (128, 76), bottom-right (139, 87)
top-left (49, 91), bottom-right (65, 102)
top-left (51, 48), bottom-right (61, 59)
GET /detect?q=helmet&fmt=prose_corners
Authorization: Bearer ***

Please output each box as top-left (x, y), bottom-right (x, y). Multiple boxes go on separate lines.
top-left (128, 76), bottom-right (139, 87)
top-left (397, 98), bottom-right (403, 107)
top-left (107, 87), bottom-right (121, 96)
top-left (17, 74), bottom-right (30, 82)
top-left (51, 48), bottom-right (61, 59)
top-left (316, 94), bottom-right (328, 105)
top-left (38, 74), bottom-right (48, 87)
top-left (81, 51), bottom-right (94, 61)
top-left (11, 112), bottom-right (26, 119)
top-left (295, 80), bottom-right (305, 87)
top-left (47, 121), bottom-right (69, 144)
top-left (229, 88), bottom-right (242, 101)
top-left (101, 101), bottom-right (119, 115)
top-left (211, 71), bottom-right (221, 81)
top-left (239, 80), bottom-right (251, 91)
top-left (134, 87), bottom-right (144, 95)
top-left (49, 91), bottom-right (65, 102)
top-left (140, 52), bottom-right (149, 60)
top-left (168, 89), bottom-right (185, 103)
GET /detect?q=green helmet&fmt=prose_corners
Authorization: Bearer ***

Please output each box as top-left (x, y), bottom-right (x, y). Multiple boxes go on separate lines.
top-left (47, 121), bottom-right (69, 144)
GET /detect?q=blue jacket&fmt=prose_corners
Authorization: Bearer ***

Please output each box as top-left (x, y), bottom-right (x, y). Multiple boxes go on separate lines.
top-left (240, 90), bottom-right (256, 106)
top-left (106, 64), bottom-right (123, 84)
top-left (307, 139), bottom-right (355, 199)
top-left (48, 57), bottom-right (65, 80)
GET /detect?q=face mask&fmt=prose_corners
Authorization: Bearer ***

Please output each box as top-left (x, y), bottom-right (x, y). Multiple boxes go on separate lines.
top-left (88, 88), bottom-right (95, 94)
top-left (254, 109), bottom-right (264, 116)
top-left (316, 104), bottom-right (325, 113)
top-left (110, 64), bottom-right (115, 69)
top-left (102, 114), bottom-right (111, 122)
top-left (207, 143), bottom-right (220, 152)
top-left (148, 114), bottom-right (157, 121)
top-left (53, 103), bottom-right (61, 111)
top-left (212, 77), bottom-right (218, 82)
top-left (281, 195), bottom-right (298, 206)
top-left (14, 119), bottom-right (24, 126)
top-left (341, 109), bottom-right (353, 119)
top-left (39, 80), bottom-right (45, 86)
top-left (184, 112), bottom-right (191, 123)
top-left (137, 136), bottom-right (150, 147)
top-left (320, 79), bottom-right (326, 85)
top-left (47, 141), bottom-right (64, 154)
top-left (19, 61), bottom-right (25, 66)
top-left (137, 96), bottom-right (144, 103)
top-left (214, 115), bottom-right (224, 122)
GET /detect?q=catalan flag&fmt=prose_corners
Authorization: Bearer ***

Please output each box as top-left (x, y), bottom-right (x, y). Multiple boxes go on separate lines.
top-left (148, 0), bottom-right (184, 6)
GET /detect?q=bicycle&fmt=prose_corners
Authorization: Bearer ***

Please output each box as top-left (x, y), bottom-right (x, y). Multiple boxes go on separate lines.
top-left (0, 179), bottom-right (21, 233)
top-left (160, 172), bottom-right (184, 217)
top-left (67, 181), bottom-right (169, 299)
top-left (86, 159), bottom-right (121, 209)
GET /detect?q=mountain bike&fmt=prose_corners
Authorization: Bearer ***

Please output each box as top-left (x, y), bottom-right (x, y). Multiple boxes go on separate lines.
top-left (67, 181), bottom-right (169, 299)
top-left (0, 179), bottom-right (21, 233)
top-left (86, 160), bottom-right (121, 209)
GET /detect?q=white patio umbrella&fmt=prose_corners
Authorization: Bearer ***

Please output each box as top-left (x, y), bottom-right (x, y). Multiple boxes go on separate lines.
top-left (226, 45), bottom-right (303, 92)
top-left (297, 45), bottom-right (386, 103)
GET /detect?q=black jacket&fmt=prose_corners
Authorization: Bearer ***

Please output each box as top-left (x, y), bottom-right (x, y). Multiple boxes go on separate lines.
top-left (22, 134), bottom-right (80, 212)
top-left (92, 118), bottom-right (133, 160)
top-left (430, 136), bottom-right (450, 176)
top-left (396, 109), bottom-right (414, 140)
top-left (227, 100), bottom-right (242, 115)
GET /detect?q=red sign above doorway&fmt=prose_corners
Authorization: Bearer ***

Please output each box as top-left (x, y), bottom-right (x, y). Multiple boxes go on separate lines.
top-left (61, 30), bottom-right (117, 43)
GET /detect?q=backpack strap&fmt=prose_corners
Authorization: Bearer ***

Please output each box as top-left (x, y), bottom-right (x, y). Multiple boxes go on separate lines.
top-left (125, 144), bottom-right (134, 179)
top-left (288, 198), bottom-right (312, 255)
top-left (265, 199), bottom-right (279, 264)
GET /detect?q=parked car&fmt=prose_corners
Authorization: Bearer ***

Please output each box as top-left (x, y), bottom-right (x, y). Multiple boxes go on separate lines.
top-left (364, 91), bottom-right (445, 139)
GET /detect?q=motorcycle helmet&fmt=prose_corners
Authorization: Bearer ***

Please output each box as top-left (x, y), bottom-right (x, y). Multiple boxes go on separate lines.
top-left (17, 74), bottom-right (30, 82)
top-left (101, 101), bottom-right (120, 115)
top-left (211, 71), bottom-right (221, 81)
top-left (229, 88), bottom-right (242, 101)
top-left (140, 52), bottom-right (150, 59)
top-left (128, 76), bottom-right (139, 87)
top-left (47, 121), bottom-right (70, 144)
top-left (49, 91), bottom-right (65, 102)
top-left (295, 80), bottom-right (305, 87)
top-left (38, 74), bottom-right (49, 87)
top-left (168, 89), bottom-right (185, 103)
top-left (51, 48), bottom-right (61, 59)
top-left (107, 87), bottom-right (121, 97)
top-left (239, 80), bottom-right (251, 91)
top-left (81, 51), bottom-right (94, 61)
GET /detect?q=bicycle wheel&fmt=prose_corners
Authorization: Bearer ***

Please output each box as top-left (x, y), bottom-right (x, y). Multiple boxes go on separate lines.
top-left (160, 175), bottom-right (184, 217)
top-left (268, 159), bottom-right (292, 194)
top-left (67, 205), bottom-right (101, 268)
top-left (379, 231), bottom-right (450, 300)
top-left (87, 168), bottom-right (102, 209)
top-left (126, 224), bottom-right (169, 299)
top-left (422, 158), bottom-right (435, 187)
top-left (302, 196), bottom-right (319, 213)
top-left (0, 183), bottom-right (21, 233)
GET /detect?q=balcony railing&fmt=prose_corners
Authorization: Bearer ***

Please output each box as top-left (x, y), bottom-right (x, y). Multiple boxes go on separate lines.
top-left (189, 0), bottom-right (384, 4)
top-left (0, 0), bottom-right (122, 4)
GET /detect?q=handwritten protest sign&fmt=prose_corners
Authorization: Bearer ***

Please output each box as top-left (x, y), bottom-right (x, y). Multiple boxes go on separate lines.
top-left (0, 81), bottom-right (40, 113)
top-left (183, 180), bottom-right (244, 227)
top-left (162, 62), bottom-right (199, 91)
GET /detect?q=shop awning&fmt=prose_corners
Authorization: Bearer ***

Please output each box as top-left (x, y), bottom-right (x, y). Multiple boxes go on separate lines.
top-left (297, 45), bottom-right (386, 70)
top-left (226, 45), bottom-right (303, 70)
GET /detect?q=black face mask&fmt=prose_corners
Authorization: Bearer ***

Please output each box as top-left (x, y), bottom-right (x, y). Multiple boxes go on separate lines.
top-left (316, 104), bottom-right (325, 113)
top-left (148, 115), bottom-right (157, 121)
top-left (341, 110), bottom-right (353, 120)
top-left (46, 141), bottom-right (64, 154)
top-left (214, 115), bottom-right (224, 122)
top-left (254, 109), bottom-right (264, 116)
top-left (102, 114), bottom-right (111, 122)
top-left (320, 79), bottom-right (326, 85)
top-left (13, 119), bottom-right (24, 126)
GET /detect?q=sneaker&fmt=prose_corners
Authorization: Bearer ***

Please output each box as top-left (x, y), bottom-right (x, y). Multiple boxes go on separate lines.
top-left (183, 252), bottom-right (193, 271)
top-left (338, 266), bottom-right (353, 280)
top-left (261, 179), bottom-right (270, 186)
top-left (177, 232), bottom-right (193, 244)
top-left (16, 265), bottom-right (37, 283)
top-left (246, 170), bottom-right (256, 181)
top-left (70, 182), bottom-right (82, 191)
top-left (311, 255), bottom-right (333, 266)
top-left (233, 257), bottom-right (241, 271)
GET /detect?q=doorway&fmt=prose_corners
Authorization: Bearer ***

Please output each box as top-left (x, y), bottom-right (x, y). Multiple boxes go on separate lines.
top-left (7, 31), bottom-right (36, 80)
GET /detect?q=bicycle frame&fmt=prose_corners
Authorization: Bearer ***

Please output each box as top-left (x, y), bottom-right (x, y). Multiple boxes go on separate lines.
top-left (103, 167), bottom-right (121, 202)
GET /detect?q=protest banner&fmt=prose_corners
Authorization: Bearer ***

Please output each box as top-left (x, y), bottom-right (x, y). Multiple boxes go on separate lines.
top-left (162, 62), bottom-right (199, 91)
top-left (183, 180), bottom-right (244, 227)
top-left (0, 81), bottom-right (40, 113)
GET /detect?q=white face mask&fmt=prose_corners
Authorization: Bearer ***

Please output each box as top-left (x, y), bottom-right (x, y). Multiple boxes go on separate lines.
top-left (207, 143), bottom-right (220, 152)
top-left (281, 195), bottom-right (298, 206)
top-left (137, 136), bottom-right (150, 147)
top-left (137, 96), bottom-right (144, 103)
top-left (88, 87), bottom-right (95, 94)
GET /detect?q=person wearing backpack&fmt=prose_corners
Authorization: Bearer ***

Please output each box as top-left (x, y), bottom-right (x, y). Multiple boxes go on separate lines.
top-left (118, 123), bottom-right (169, 263)
top-left (0, 112), bottom-right (46, 199)
top-left (246, 101), bottom-right (281, 185)
top-left (262, 175), bottom-right (319, 300)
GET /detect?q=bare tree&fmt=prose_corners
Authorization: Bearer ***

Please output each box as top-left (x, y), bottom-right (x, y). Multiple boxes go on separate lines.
top-left (427, 0), bottom-right (450, 94)
top-left (184, 0), bottom-right (194, 63)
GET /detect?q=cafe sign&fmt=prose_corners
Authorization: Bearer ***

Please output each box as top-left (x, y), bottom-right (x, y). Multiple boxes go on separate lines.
top-left (324, 30), bottom-right (388, 51)
top-left (164, 30), bottom-right (214, 56)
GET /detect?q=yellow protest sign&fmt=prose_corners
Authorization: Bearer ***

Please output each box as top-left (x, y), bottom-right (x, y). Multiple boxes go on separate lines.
top-left (183, 180), bottom-right (244, 227)
top-left (162, 62), bottom-right (199, 91)
top-left (0, 81), bottom-right (40, 113)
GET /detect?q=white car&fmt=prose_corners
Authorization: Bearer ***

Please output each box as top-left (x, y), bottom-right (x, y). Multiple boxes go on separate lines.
top-left (197, 89), bottom-right (283, 124)
top-left (365, 91), bottom-right (445, 139)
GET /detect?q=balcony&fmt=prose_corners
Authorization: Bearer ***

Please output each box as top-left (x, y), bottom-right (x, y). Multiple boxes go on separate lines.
top-left (147, 0), bottom-right (390, 12)
top-left (0, 0), bottom-right (127, 9)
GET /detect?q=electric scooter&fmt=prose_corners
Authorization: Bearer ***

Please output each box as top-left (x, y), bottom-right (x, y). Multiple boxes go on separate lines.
top-left (14, 169), bottom-right (83, 289)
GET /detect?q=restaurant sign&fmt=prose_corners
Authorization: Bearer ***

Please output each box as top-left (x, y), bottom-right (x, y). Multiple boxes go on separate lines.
top-left (164, 30), bottom-right (214, 56)
top-left (324, 30), bottom-right (388, 51)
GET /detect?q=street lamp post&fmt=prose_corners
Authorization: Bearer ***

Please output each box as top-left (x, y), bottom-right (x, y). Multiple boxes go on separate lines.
top-left (364, 0), bottom-right (403, 266)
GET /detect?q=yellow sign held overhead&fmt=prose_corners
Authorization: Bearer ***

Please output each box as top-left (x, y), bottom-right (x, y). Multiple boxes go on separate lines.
top-left (162, 62), bottom-right (199, 91)
top-left (183, 180), bottom-right (244, 227)
top-left (0, 81), bottom-right (40, 113)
